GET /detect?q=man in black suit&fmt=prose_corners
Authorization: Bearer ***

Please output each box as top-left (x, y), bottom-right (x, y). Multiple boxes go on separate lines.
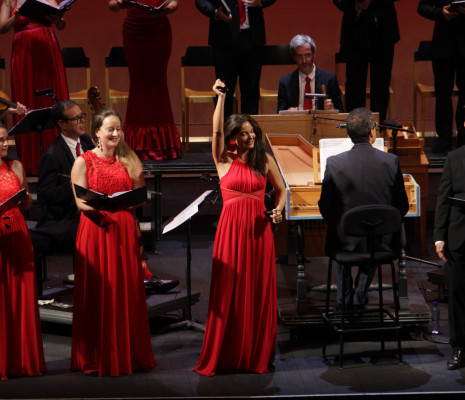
top-left (318, 107), bottom-right (409, 309)
top-left (418, 0), bottom-right (465, 153)
top-left (333, 0), bottom-right (400, 124)
top-left (277, 34), bottom-right (343, 113)
top-left (195, 0), bottom-right (276, 117)
top-left (434, 114), bottom-right (465, 369)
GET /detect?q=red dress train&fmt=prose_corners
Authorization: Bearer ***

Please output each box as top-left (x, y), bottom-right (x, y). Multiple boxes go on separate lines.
top-left (194, 158), bottom-right (277, 376)
top-left (11, 8), bottom-right (69, 175)
top-left (0, 161), bottom-right (46, 381)
top-left (122, 1), bottom-right (182, 160)
top-left (71, 152), bottom-right (156, 377)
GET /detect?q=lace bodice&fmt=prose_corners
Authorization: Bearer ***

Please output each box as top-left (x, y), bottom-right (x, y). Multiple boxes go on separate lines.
top-left (0, 161), bottom-right (21, 203)
top-left (82, 152), bottom-right (133, 195)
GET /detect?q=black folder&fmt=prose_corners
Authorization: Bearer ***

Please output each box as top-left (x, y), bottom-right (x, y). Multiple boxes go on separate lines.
top-left (18, 0), bottom-right (77, 24)
top-left (0, 189), bottom-right (27, 215)
top-left (74, 184), bottom-right (147, 210)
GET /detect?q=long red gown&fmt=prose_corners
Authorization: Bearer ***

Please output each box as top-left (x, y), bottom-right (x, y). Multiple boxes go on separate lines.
top-left (0, 161), bottom-right (46, 381)
top-left (71, 151), bottom-right (156, 377)
top-left (11, 1), bottom-right (69, 175)
top-left (122, 0), bottom-right (182, 160)
top-left (194, 157), bottom-right (277, 376)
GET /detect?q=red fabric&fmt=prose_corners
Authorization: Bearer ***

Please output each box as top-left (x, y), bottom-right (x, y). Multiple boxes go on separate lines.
top-left (71, 152), bottom-right (156, 377)
top-left (11, 15), bottom-right (69, 175)
top-left (194, 158), bottom-right (277, 376)
top-left (0, 162), bottom-right (46, 381)
top-left (122, 4), bottom-right (182, 160)
top-left (238, 0), bottom-right (246, 24)
top-left (304, 76), bottom-right (312, 110)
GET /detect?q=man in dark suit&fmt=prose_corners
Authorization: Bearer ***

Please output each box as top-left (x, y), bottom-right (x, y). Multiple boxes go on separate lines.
top-left (277, 34), bottom-right (343, 113)
top-left (195, 0), bottom-right (276, 117)
top-left (318, 107), bottom-right (409, 309)
top-left (333, 0), bottom-right (400, 124)
top-left (434, 115), bottom-right (465, 369)
top-left (418, 0), bottom-right (465, 153)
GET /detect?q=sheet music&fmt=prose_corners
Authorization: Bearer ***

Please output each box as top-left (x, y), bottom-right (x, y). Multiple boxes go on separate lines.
top-left (319, 138), bottom-right (384, 179)
top-left (162, 190), bottom-right (213, 234)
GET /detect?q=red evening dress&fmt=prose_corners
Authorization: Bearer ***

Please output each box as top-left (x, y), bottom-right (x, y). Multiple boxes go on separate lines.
top-left (71, 152), bottom-right (156, 377)
top-left (122, 0), bottom-right (182, 160)
top-left (11, 1), bottom-right (69, 175)
top-left (194, 157), bottom-right (277, 376)
top-left (0, 161), bottom-right (46, 381)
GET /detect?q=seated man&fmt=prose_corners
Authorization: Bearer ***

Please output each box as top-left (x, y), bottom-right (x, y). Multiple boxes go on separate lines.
top-left (318, 107), bottom-right (409, 310)
top-left (277, 34), bottom-right (343, 113)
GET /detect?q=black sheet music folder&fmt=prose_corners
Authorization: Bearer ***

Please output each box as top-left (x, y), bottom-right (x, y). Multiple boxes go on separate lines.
top-left (0, 189), bottom-right (27, 215)
top-left (74, 184), bottom-right (147, 209)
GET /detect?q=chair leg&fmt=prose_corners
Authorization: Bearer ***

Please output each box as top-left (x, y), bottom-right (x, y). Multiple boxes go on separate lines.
top-left (185, 102), bottom-right (190, 152)
top-left (340, 264), bottom-right (347, 368)
top-left (322, 258), bottom-right (333, 358)
top-left (378, 264), bottom-right (385, 352)
top-left (391, 262), bottom-right (403, 362)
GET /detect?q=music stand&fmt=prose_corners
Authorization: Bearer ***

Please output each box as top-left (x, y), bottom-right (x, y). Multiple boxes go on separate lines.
top-left (162, 189), bottom-right (216, 331)
top-left (8, 107), bottom-right (53, 154)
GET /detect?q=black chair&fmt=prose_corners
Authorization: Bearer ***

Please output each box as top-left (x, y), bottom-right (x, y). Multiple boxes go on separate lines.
top-left (322, 204), bottom-right (403, 367)
top-left (105, 46), bottom-right (129, 109)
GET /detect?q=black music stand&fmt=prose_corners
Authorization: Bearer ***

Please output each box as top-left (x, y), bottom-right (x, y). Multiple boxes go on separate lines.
top-left (8, 107), bottom-right (53, 155)
top-left (162, 189), bottom-right (217, 331)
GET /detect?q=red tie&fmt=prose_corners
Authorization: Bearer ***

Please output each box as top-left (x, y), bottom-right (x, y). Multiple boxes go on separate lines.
top-left (76, 142), bottom-right (81, 157)
top-left (304, 76), bottom-right (312, 110)
top-left (238, 0), bottom-right (246, 24)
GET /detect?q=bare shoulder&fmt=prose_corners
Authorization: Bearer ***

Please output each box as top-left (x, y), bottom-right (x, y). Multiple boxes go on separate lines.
top-left (10, 159), bottom-right (24, 175)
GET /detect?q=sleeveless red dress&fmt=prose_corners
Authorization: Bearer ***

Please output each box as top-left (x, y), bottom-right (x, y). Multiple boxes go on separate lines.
top-left (194, 158), bottom-right (277, 376)
top-left (71, 152), bottom-right (156, 377)
top-left (11, 0), bottom-right (69, 175)
top-left (0, 161), bottom-right (46, 381)
top-left (122, 0), bottom-right (182, 160)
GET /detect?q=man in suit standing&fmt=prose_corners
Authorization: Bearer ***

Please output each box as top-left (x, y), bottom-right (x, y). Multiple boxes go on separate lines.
top-left (418, 0), bottom-right (465, 153)
top-left (195, 0), bottom-right (276, 118)
top-left (277, 34), bottom-right (343, 113)
top-left (434, 115), bottom-right (465, 369)
top-left (333, 0), bottom-right (399, 125)
top-left (318, 107), bottom-right (409, 310)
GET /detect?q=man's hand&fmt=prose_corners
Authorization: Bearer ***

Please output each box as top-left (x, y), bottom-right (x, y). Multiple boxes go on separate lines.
top-left (443, 5), bottom-right (459, 22)
top-left (324, 98), bottom-right (334, 111)
top-left (436, 241), bottom-right (448, 262)
top-left (214, 7), bottom-right (232, 22)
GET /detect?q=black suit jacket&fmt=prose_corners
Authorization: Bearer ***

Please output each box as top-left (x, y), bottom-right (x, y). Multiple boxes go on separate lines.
top-left (35, 134), bottom-right (94, 242)
top-left (318, 143), bottom-right (409, 256)
top-left (418, 0), bottom-right (465, 59)
top-left (334, 0), bottom-right (400, 52)
top-left (195, 0), bottom-right (275, 47)
top-left (434, 146), bottom-right (465, 251)
top-left (277, 68), bottom-right (344, 112)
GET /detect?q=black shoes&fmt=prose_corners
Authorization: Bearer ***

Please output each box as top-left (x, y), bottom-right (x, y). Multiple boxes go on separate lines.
top-left (447, 347), bottom-right (465, 370)
top-left (144, 277), bottom-right (179, 294)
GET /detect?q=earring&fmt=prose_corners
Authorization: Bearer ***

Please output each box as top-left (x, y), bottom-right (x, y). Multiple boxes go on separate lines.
top-left (97, 137), bottom-right (102, 150)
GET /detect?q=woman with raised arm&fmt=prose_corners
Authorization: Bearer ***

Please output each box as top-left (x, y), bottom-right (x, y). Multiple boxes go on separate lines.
top-left (0, 0), bottom-right (69, 175)
top-left (0, 123), bottom-right (46, 381)
top-left (70, 108), bottom-right (156, 377)
top-left (194, 79), bottom-right (286, 376)
top-left (108, 0), bottom-right (182, 160)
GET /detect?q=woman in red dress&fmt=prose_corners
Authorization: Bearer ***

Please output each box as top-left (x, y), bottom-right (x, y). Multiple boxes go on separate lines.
top-left (71, 108), bottom-right (156, 377)
top-left (0, 0), bottom-right (69, 175)
top-left (109, 0), bottom-right (182, 160)
top-left (0, 123), bottom-right (46, 381)
top-left (194, 80), bottom-right (287, 376)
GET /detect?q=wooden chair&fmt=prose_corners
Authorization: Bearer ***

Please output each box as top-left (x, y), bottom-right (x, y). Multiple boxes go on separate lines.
top-left (413, 40), bottom-right (459, 136)
top-left (259, 44), bottom-right (294, 114)
top-left (105, 47), bottom-right (129, 109)
top-left (335, 52), bottom-right (394, 117)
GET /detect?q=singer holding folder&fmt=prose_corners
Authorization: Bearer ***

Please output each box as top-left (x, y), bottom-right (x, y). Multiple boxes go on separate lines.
top-left (0, 123), bottom-right (46, 380)
top-left (70, 108), bottom-right (156, 377)
top-left (0, 0), bottom-right (69, 175)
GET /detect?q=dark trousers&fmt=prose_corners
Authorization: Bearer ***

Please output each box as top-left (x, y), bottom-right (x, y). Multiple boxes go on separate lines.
top-left (446, 243), bottom-right (465, 348)
top-left (213, 30), bottom-right (262, 118)
top-left (432, 57), bottom-right (465, 141)
top-left (345, 43), bottom-right (395, 124)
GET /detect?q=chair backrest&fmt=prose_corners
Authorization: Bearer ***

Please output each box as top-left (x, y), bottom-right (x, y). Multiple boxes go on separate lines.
top-left (0, 56), bottom-right (5, 92)
top-left (414, 41), bottom-right (433, 62)
top-left (260, 44), bottom-right (293, 66)
top-left (61, 47), bottom-right (90, 68)
top-left (105, 47), bottom-right (127, 68)
top-left (181, 46), bottom-right (215, 68)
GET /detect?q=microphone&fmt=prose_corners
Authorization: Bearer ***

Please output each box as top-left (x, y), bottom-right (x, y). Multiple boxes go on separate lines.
top-left (34, 88), bottom-right (55, 97)
top-left (217, 86), bottom-right (229, 94)
top-left (335, 123), bottom-right (347, 129)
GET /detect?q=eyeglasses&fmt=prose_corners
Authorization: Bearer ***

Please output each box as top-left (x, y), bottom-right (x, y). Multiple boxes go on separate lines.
top-left (63, 113), bottom-right (87, 123)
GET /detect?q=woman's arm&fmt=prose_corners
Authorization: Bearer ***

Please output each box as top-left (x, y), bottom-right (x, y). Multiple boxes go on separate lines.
top-left (11, 160), bottom-right (33, 209)
top-left (266, 154), bottom-right (286, 224)
top-left (70, 156), bottom-right (96, 212)
top-left (211, 79), bottom-right (227, 165)
top-left (0, 0), bottom-right (19, 34)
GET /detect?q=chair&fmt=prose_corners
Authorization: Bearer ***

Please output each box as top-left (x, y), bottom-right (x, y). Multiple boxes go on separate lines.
top-left (259, 44), bottom-right (294, 114)
top-left (322, 204), bottom-right (403, 368)
top-left (61, 47), bottom-right (91, 130)
top-left (105, 47), bottom-right (129, 109)
top-left (335, 52), bottom-right (394, 117)
top-left (413, 41), bottom-right (459, 136)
